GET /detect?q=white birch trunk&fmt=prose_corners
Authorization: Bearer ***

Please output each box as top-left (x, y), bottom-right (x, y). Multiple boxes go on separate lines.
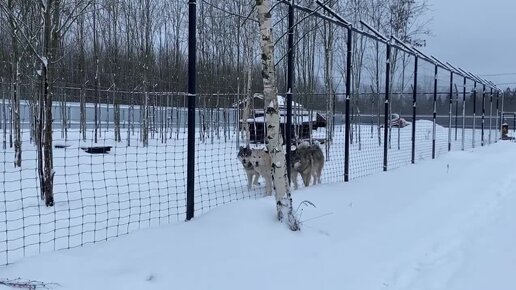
top-left (256, 0), bottom-right (299, 231)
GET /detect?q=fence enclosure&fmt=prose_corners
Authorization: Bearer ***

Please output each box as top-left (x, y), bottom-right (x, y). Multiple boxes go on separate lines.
top-left (0, 1), bottom-right (504, 266)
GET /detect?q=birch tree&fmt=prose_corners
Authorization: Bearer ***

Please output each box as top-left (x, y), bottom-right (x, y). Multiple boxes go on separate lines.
top-left (322, 0), bottom-right (336, 146)
top-left (256, 0), bottom-right (299, 231)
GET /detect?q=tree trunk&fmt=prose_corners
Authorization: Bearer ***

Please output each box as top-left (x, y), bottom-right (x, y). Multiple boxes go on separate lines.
top-left (256, 0), bottom-right (299, 231)
top-left (42, 64), bottom-right (54, 207)
top-left (80, 86), bottom-right (86, 141)
top-left (38, 0), bottom-right (60, 207)
top-left (114, 91), bottom-right (121, 142)
top-left (13, 60), bottom-right (21, 167)
top-left (323, 9), bottom-right (334, 159)
top-left (6, 0), bottom-right (21, 165)
top-left (77, 0), bottom-right (86, 141)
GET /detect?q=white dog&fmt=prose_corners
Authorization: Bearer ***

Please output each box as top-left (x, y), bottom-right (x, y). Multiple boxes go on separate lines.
top-left (246, 148), bottom-right (273, 196)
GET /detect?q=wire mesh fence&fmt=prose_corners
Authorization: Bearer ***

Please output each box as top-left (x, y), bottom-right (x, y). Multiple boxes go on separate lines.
top-left (0, 1), bottom-right (506, 266)
top-left (1, 86), bottom-right (192, 265)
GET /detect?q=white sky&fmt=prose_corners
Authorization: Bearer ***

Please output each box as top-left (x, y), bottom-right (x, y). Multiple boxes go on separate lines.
top-left (424, 0), bottom-right (516, 88)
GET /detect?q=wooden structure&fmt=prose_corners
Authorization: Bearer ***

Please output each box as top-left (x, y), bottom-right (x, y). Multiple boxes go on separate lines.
top-left (81, 146), bottom-right (113, 154)
top-left (235, 94), bottom-right (326, 143)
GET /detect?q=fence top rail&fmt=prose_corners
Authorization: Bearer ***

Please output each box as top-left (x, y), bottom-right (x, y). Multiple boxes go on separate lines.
top-left (280, 0), bottom-right (497, 90)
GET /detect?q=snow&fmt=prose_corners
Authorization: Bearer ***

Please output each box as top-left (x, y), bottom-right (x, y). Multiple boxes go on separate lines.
top-left (240, 94), bottom-right (303, 108)
top-left (2, 140), bottom-right (516, 289)
top-left (247, 113), bottom-right (316, 123)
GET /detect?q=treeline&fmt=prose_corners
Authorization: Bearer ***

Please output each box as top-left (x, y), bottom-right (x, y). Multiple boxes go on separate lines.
top-left (0, 0), bottom-right (431, 206)
top-left (0, 0), bottom-right (432, 94)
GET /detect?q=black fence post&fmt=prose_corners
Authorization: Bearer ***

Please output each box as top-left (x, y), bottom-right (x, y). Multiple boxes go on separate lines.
top-left (448, 71), bottom-right (453, 151)
top-left (344, 28), bottom-right (352, 181)
top-left (432, 64), bottom-right (437, 159)
top-left (411, 56), bottom-right (417, 164)
top-left (285, 0), bottom-right (294, 183)
top-left (383, 42), bottom-right (391, 171)
top-left (472, 81), bottom-right (476, 148)
top-left (455, 84), bottom-right (459, 141)
top-left (489, 88), bottom-right (493, 144)
top-left (186, 0), bottom-right (197, 221)
top-left (461, 76), bottom-right (466, 150)
top-left (495, 90), bottom-right (499, 142)
top-left (502, 90), bottom-right (505, 131)
top-left (481, 84), bottom-right (485, 146)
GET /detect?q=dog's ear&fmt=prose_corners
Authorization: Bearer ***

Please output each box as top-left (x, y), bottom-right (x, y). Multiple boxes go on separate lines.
top-left (246, 144), bottom-right (250, 149)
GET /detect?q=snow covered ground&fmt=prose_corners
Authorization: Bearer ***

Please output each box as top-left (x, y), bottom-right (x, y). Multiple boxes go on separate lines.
top-left (1, 118), bottom-right (499, 265)
top-left (2, 140), bottom-right (516, 290)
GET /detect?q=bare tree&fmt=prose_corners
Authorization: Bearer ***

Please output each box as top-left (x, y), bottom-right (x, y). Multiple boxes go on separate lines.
top-left (76, 0), bottom-right (87, 141)
top-left (0, 0), bottom-right (92, 206)
top-left (256, 0), bottom-right (299, 231)
top-left (322, 0), bottom-right (336, 149)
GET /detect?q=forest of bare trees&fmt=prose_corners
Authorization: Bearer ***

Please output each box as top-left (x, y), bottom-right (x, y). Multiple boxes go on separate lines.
top-left (0, 1), bottom-right (433, 96)
top-left (0, 0), bottom-right (433, 206)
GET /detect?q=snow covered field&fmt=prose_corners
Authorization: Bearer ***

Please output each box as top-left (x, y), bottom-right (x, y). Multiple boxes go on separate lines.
top-left (1, 137), bottom-right (515, 289)
top-left (0, 119), bottom-right (502, 266)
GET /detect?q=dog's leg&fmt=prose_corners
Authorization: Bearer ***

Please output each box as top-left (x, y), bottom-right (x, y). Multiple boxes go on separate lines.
top-left (253, 172), bottom-right (260, 185)
top-left (291, 170), bottom-right (299, 190)
top-left (246, 172), bottom-right (253, 190)
top-left (302, 172), bottom-right (311, 187)
top-left (265, 176), bottom-right (273, 196)
top-left (317, 168), bottom-right (323, 184)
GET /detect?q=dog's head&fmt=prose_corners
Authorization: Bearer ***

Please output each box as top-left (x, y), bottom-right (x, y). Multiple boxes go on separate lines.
top-left (291, 146), bottom-right (311, 172)
top-left (238, 145), bottom-right (252, 158)
top-left (238, 145), bottom-right (253, 169)
top-left (247, 148), bottom-right (268, 169)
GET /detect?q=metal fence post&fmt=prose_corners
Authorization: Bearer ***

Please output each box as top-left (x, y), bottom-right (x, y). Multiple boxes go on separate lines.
top-left (472, 81), bottom-right (476, 148)
top-left (481, 84), bottom-right (485, 146)
top-left (495, 90), bottom-right (499, 142)
top-left (501, 90), bottom-right (505, 133)
top-left (344, 28), bottom-right (352, 181)
top-left (383, 42), bottom-right (391, 171)
top-left (432, 64), bottom-right (437, 159)
top-left (285, 0), bottom-right (294, 183)
top-left (186, 0), bottom-right (197, 221)
top-left (448, 71), bottom-right (453, 151)
top-left (455, 84), bottom-right (459, 141)
top-left (411, 56), bottom-right (417, 164)
top-left (489, 88), bottom-right (493, 144)
top-left (461, 76), bottom-right (466, 150)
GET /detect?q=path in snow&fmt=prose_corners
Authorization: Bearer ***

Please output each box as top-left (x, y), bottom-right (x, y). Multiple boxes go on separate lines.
top-left (1, 142), bottom-right (516, 290)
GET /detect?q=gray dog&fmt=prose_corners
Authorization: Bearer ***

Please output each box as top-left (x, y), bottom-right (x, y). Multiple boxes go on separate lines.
top-left (238, 145), bottom-right (273, 195)
top-left (238, 145), bottom-right (261, 190)
top-left (290, 142), bottom-right (325, 189)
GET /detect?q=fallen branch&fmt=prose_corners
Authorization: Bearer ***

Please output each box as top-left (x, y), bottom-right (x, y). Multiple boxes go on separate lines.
top-left (0, 278), bottom-right (60, 290)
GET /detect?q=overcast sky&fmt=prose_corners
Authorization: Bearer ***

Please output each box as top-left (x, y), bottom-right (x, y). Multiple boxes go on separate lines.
top-left (424, 0), bottom-right (516, 88)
